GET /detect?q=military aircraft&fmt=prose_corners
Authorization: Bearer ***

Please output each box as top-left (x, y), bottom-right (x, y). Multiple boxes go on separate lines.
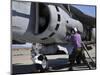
top-left (12, 1), bottom-right (96, 72)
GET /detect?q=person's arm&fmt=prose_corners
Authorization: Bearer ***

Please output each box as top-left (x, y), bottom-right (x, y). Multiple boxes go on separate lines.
top-left (65, 35), bottom-right (71, 41)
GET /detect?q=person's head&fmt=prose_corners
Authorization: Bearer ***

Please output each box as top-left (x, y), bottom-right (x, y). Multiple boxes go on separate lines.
top-left (71, 27), bottom-right (78, 34)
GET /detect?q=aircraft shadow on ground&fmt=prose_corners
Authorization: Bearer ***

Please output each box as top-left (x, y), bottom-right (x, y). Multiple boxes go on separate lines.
top-left (12, 58), bottom-right (95, 75)
top-left (12, 58), bottom-right (69, 74)
top-left (12, 64), bottom-right (37, 75)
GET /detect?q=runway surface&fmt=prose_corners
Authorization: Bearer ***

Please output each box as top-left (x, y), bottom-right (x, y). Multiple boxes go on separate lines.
top-left (12, 45), bottom-right (96, 74)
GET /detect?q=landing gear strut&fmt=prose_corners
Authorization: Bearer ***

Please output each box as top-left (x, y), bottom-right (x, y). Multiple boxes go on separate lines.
top-left (31, 43), bottom-right (49, 72)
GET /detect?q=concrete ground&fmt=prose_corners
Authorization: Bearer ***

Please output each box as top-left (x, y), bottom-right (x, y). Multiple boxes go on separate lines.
top-left (12, 45), bottom-right (96, 74)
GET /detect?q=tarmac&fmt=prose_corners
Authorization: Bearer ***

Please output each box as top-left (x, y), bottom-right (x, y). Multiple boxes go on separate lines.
top-left (12, 45), bottom-right (96, 74)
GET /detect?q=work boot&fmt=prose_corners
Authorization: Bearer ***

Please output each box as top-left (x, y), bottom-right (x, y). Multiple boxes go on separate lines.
top-left (68, 67), bottom-right (73, 71)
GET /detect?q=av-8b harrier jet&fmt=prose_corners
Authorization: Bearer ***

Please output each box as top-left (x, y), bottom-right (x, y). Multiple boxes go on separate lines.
top-left (12, 1), bottom-right (96, 73)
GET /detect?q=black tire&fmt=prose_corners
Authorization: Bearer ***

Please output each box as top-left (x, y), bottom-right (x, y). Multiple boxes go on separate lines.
top-left (35, 55), bottom-right (49, 72)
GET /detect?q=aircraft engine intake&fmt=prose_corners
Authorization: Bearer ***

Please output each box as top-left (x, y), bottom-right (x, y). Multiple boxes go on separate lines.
top-left (12, 2), bottom-right (83, 43)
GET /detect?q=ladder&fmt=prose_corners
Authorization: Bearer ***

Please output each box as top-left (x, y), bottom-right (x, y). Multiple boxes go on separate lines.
top-left (81, 42), bottom-right (96, 67)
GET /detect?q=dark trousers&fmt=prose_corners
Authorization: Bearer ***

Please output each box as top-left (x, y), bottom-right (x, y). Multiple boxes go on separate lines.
top-left (69, 47), bottom-right (91, 70)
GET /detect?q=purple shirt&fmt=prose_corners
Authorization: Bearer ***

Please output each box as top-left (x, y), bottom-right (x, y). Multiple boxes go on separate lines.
top-left (71, 33), bottom-right (82, 48)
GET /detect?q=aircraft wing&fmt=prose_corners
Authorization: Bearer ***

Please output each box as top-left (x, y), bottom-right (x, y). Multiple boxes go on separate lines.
top-left (63, 5), bottom-right (96, 28)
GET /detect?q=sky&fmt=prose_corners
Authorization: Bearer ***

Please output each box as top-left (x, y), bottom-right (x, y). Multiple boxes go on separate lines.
top-left (73, 5), bottom-right (96, 17)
